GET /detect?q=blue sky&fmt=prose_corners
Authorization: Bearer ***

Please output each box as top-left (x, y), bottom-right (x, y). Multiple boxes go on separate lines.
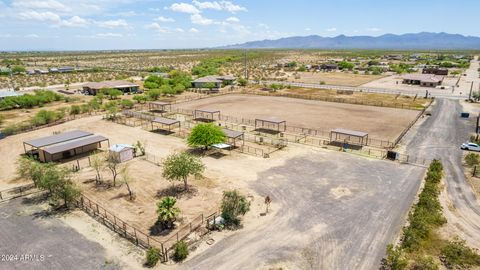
top-left (0, 0), bottom-right (479, 50)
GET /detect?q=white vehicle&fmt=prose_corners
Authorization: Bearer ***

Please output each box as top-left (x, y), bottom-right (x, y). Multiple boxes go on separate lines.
top-left (461, 142), bottom-right (480, 151)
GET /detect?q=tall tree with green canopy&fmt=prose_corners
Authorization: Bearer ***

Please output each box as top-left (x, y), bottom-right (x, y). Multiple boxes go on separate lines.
top-left (187, 123), bottom-right (226, 150)
top-left (162, 152), bottom-right (205, 191)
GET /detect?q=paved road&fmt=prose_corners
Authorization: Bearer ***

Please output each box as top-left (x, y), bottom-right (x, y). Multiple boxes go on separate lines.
top-left (406, 98), bottom-right (480, 248)
top-left (0, 198), bottom-right (118, 270)
top-left (182, 152), bottom-right (424, 270)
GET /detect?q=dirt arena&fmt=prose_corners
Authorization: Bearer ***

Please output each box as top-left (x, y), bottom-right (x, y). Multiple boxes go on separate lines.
top-left (175, 94), bottom-right (419, 141)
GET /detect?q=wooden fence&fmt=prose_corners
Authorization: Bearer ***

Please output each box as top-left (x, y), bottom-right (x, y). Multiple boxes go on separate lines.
top-left (76, 194), bottom-right (217, 262)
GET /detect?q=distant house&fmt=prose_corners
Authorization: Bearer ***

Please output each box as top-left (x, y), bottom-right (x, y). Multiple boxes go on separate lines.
top-left (422, 67), bottom-right (448, 76)
top-left (82, 80), bottom-right (140, 95)
top-left (109, 144), bottom-right (135, 163)
top-left (386, 54), bottom-right (403, 61)
top-left (320, 64), bottom-right (338, 71)
top-left (192, 75), bottom-right (236, 89)
top-left (58, 67), bottom-right (75, 73)
top-left (402, 74), bottom-right (444, 87)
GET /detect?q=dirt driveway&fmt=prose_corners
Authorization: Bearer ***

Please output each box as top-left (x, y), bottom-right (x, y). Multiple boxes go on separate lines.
top-left (180, 150), bottom-right (424, 270)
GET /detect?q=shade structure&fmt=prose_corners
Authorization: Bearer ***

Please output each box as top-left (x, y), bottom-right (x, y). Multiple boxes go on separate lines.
top-left (151, 117), bottom-right (181, 132)
top-left (330, 128), bottom-right (369, 146)
top-left (254, 117), bottom-right (286, 133)
top-left (222, 128), bottom-right (244, 147)
top-left (148, 101), bottom-right (172, 112)
top-left (193, 109), bottom-right (220, 122)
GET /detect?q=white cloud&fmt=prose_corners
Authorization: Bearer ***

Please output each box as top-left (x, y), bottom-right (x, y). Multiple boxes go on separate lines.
top-left (0, 34), bottom-right (13, 38)
top-left (24, 34), bottom-right (39, 38)
top-left (220, 1), bottom-right (247, 13)
top-left (258, 23), bottom-right (269, 29)
top-left (18, 10), bottom-right (62, 22)
top-left (366, 27), bottom-right (381, 32)
top-left (175, 28), bottom-right (185, 33)
top-left (97, 19), bottom-right (128, 28)
top-left (12, 0), bottom-right (70, 12)
top-left (190, 13), bottom-right (214, 25)
top-left (17, 11), bottom-right (89, 27)
top-left (116, 11), bottom-right (136, 17)
top-left (167, 3), bottom-right (200, 14)
top-left (189, 27), bottom-right (199, 33)
top-left (96, 33), bottom-right (123, 37)
top-left (192, 0), bottom-right (222, 10)
top-left (326, 27), bottom-right (337, 32)
top-left (145, 22), bottom-right (170, 33)
top-left (59, 16), bottom-right (89, 27)
top-left (305, 27), bottom-right (311, 31)
top-left (192, 1), bottom-right (247, 13)
top-left (226, 16), bottom-right (239, 23)
top-left (155, 16), bottom-right (175, 22)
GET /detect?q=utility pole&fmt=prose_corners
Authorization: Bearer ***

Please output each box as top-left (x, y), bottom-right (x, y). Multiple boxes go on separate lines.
top-left (243, 49), bottom-right (248, 80)
top-left (469, 81), bottom-right (474, 100)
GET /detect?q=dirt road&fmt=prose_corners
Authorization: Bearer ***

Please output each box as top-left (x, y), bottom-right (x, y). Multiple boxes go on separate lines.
top-left (180, 151), bottom-right (424, 270)
top-left (406, 98), bottom-right (480, 249)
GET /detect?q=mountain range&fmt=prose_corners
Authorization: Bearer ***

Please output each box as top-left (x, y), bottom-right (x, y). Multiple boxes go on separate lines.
top-left (221, 32), bottom-right (480, 50)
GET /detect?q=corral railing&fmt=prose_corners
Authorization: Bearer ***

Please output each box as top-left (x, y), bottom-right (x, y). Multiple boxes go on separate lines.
top-left (76, 193), bottom-right (217, 262)
top-left (244, 87), bottom-right (426, 110)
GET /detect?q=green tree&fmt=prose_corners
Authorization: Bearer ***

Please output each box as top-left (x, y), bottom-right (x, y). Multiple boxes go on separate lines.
top-left (156, 196), bottom-right (180, 229)
top-left (11, 65), bottom-right (26, 73)
top-left (162, 152), bottom-right (205, 191)
top-left (120, 165), bottom-right (134, 200)
top-left (187, 123), bottom-right (226, 150)
top-left (221, 190), bottom-right (250, 227)
top-left (173, 84), bottom-right (186, 94)
top-left (17, 157), bottom-right (46, 187)
top-left (133, 94), bottom-right (148, 103)
top-left (103, 101), bottom-right (118, 119)
top-left (338, 61), bottom-right (355, 70)
top-left (160, 84), bottom-right (175, 96)
top-left (106, 153), bottom-right (120, 186)
top-left (37, 165), bottom-right (80, 208)
top-left (90, 153), bottom-right (105, 185)
top-left (101, 88), bottom-right (123, 99)
top-left (147, 89), bottom-right (161, 100)
top-left (237, 77), bottom-right (248, 87)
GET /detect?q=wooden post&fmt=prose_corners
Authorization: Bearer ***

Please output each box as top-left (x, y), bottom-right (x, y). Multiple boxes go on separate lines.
top-left (473, 166), bottom-right (477, 177)
top-left (134, 228), bottom-right (138, 245)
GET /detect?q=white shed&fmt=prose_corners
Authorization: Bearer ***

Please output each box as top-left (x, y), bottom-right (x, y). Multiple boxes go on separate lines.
top-left (109, 144), bottom-right (134, 163)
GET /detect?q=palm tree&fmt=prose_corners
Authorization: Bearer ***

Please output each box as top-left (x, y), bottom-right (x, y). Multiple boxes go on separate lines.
top-left (156, 197), bottom-right (180, 229)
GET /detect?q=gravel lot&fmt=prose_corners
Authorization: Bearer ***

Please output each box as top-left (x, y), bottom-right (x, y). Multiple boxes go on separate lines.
top-left (0, 198), bottom-right (118, 270)
top-left (181, 150), bottom-right (424, 270)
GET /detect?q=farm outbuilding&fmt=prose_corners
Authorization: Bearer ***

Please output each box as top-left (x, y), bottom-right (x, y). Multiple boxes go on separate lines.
top-left (109, 144), bottom-right (135, 163)
top-left (192, 75), bottom-right (236, 89)
top-left (402, 74), bottom-right (444, 87)
top-left (82, 80), bottom-right (140, 95)
top-left (223, 128), bottom-right (245, 147)
top-left (23, 130), bottom-right (109, 162)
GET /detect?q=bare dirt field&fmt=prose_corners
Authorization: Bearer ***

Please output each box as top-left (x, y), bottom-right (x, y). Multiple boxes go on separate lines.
top-left (286, 71), bottom-right (385, 86)
top-left (175, 94), bottom-right (419, 141)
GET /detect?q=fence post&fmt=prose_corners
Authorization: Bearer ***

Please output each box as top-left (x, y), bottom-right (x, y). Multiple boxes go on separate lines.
top-left (473, 166), bottom-right (477, 177)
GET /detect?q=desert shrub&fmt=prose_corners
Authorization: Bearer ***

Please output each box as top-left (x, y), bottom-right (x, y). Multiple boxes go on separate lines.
top-left (221, 190), bottom-right (250, 227)
top-left (411, 256), bottom-right (438, 270)
top-left (0, 90), bottom-right (62, 110)
top-left (160, 85), bottom-right (175, 95)
top-left (0, 114), bottom-right (4, 125)
top-left (120, 99), bottom-right (134, 109)
top-left (173, 84), bottom-right (185, 94)
top-left (2, 123), bottom-right (18, 135)
top-left (173, 241), bottom-right (189, 262)
top-left (380, 245), bottom-right (407, 270)
top-left (69, 105), bottom-right (81, 116)
top-left (30, 109), bottom-right (61, 126)
top-left (465, 153), bottom-right (480, 167)
top-left (440, 240), bottom-right (480, 269)
top-left (145, 247), bottom-right (161, 267)
top-left (133, 94), bottom-right (148, 103)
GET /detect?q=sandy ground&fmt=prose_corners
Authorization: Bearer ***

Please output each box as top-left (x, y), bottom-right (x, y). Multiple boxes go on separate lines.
top-left (287, 71), bottom-right (384, 86)
top-left (175, 94), bottom-right (418, 141)
top-left (175, 145), bottom-right (424, 270)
